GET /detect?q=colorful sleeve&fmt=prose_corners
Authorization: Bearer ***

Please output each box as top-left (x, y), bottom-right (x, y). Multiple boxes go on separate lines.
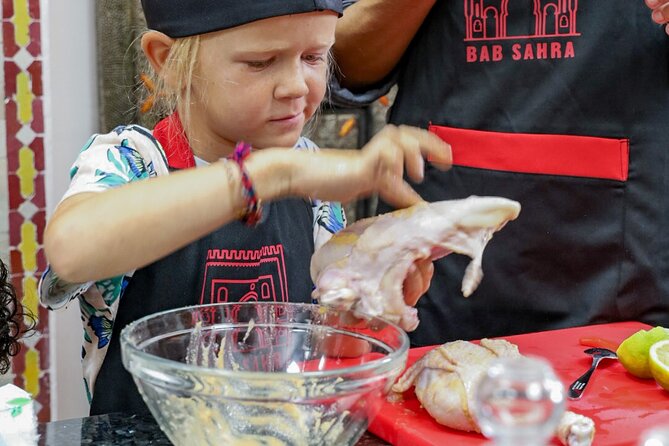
top-left (62, 125), bottom-right (170, 201)
top-left (294, 137), bottom-right (348, 250)
top-left (39, 125), bottom-right (171, 402)
top-left (39, 125), bottom-right (169, 310)
top-left (313, 200), bottom-right (347, 251)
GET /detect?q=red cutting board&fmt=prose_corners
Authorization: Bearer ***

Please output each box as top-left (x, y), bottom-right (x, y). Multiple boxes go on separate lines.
top-left (369, 321), bottom-right (669, 446)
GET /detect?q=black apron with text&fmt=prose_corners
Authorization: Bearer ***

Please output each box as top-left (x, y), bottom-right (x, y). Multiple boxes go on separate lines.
top-left (90, 198), bottom-right (314, 415)
top-left (381, 0), bottom-right (669, 346)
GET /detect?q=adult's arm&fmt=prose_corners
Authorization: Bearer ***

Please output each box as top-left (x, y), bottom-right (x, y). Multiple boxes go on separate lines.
top-left (333, 0), bottom-right (436, 90)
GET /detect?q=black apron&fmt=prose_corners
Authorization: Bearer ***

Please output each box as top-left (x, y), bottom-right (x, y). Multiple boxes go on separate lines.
top-left (90, 198), bottom-right (315, 415)
top-left (380, 0), bottom-right (669, 345)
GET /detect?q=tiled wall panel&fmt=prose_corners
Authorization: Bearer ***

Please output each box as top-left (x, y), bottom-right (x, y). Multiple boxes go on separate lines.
top-left (3, 0), bottom-right (49, 422)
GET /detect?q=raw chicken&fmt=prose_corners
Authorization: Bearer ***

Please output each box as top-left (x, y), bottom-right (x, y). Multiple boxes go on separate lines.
top-left (391, 339), bottom-right (595, 446)
top-left (310, 196), bottom-right (521, 331)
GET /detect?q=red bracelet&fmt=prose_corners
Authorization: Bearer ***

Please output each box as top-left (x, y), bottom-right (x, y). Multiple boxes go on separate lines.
top-left (230, 141), bottom-right (262, 226)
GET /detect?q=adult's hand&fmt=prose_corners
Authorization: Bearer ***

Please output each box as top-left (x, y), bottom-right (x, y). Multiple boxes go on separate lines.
top-left (646, 0), bottom-right (669, 33)
top-left (317, 258), bottom-right (434, 359)
top-left (403, 258), bottom-right (434, 307)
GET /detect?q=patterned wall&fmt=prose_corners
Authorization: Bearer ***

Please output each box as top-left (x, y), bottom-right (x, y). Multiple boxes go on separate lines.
top-left (3, 0), bottom-right (49, 422)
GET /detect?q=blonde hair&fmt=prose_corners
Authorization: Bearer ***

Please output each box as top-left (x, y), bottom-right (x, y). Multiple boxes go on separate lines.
top-left (140, 34), bottom-right (201, 136)
top-left (302, 50), bottom-right (336, 139)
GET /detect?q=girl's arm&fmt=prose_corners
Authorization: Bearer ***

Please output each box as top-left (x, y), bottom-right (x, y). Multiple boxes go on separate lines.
top-left (45, 125), bottom-right (451, 283)
top-left (45, 160), bottom-right (251, 283)
top-left (333, 0), bottom-right (436, 90)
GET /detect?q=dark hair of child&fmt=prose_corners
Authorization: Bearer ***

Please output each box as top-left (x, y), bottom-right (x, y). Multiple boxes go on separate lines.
top-left (0, 260), bottom-right (36, 374)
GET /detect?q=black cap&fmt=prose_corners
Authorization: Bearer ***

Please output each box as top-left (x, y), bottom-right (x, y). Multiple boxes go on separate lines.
top-left (141, 0), bottom-right (343, 38)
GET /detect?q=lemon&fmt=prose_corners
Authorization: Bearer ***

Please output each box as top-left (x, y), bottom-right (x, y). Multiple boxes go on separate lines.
top-left (649, 339), bottom-right (669, 391)
top-left (616, 326), bottom-right (669, 379)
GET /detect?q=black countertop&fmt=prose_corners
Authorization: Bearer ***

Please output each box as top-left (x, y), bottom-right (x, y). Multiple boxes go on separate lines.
top-left (37, 412), bottom-right (388, 445)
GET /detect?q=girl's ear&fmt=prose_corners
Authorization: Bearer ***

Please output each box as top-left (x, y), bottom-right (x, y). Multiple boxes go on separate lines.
top-left (141, 30), bottom-right (174, 76)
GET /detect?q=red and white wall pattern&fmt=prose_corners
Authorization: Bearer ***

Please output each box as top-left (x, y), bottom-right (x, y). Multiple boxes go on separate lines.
top-left (3, 0), bottom-right (49, 422)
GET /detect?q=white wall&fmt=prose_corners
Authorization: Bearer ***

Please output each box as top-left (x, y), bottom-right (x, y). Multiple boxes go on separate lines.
top-left (42, 0), bottom-right (98, 420)
top-left (0, 0), bottom-right (7, 269)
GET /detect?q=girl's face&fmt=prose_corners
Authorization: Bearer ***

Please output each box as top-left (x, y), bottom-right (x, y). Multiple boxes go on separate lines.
top-left (187, 11), bottom-right (337, 158)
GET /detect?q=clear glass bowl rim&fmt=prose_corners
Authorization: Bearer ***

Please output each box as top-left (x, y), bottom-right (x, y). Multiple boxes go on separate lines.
top-left (120, 302), bottom-right (410, 382)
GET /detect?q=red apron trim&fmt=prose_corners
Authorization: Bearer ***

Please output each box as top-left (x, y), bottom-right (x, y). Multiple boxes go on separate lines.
top-left (152, 112), bottom-right (196, 169)
top-left (429, 125), bottom-right (629, 181)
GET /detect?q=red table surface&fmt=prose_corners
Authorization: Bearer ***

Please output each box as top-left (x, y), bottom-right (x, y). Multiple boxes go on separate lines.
top-left (369, 321), bottom-right (669, 446)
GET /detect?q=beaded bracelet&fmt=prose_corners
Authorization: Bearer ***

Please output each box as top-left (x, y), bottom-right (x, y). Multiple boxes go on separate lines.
top-left (230, 141), bottom-right (262, 226)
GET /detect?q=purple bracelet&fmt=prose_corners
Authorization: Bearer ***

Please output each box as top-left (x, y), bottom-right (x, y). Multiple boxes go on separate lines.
top-left (230, 141), bottom-right (262, 226)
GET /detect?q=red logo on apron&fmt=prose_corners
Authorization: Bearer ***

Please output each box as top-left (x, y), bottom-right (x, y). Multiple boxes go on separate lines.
top-left (463, 0), bottom-right (579, 62)
top-left (200, 244), bottom-right (289, 304)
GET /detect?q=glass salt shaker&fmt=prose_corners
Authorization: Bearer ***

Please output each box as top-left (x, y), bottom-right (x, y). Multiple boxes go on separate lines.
top-left (639, 426), bottom-right (669, 446)
top-left (472, 355), bottom-right (566, 446)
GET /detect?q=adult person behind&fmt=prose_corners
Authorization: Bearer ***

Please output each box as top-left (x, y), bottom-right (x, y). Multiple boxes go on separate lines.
top-left (0, 259), bottom-right (35, 375)
top-left (331, 1), bottom-right (669, 346)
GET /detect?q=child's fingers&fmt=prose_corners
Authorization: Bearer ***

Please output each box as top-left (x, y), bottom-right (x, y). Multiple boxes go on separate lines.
top-left (377, 173), bottom-right (423, 209)
top-left (398, 130), bottom-right (425, 182)
top-left (397, 125), bottom-right (452, 170)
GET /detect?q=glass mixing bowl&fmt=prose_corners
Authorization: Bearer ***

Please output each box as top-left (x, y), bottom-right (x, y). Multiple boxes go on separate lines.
top-left (120, 302), bottom-right (409, 446)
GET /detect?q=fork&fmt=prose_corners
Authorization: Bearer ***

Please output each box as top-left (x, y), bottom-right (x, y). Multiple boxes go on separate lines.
top-left (568, 347), bottom-right (618, 399)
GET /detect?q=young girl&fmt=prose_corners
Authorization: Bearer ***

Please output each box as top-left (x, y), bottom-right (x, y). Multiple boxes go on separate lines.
top-left (39, 0), bottom-right (451, 415)
top-left (1, 259), bottom-right (35, 375)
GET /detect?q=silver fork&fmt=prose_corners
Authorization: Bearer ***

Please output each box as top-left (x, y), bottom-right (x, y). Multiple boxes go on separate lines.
top-left (568, 347), bottom-right (618, 399)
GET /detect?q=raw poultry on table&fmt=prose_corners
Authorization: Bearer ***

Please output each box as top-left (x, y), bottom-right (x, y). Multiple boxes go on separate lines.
top-left (392, 339), bottom-right (595, 446)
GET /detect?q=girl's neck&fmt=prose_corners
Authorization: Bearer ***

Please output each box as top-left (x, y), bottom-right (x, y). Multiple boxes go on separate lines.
top-left (188, 134), bottom-right (234, 162)
top-left (176, 107), bottom-right (236, 162)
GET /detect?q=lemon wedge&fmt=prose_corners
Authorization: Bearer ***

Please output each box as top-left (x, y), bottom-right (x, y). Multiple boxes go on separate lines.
top-left (616, 326), bottom-right (669, 379)
top-left (649, 339), bottom-right (669, 391)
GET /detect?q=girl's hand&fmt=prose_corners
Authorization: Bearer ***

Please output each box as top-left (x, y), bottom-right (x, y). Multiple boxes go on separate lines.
top-left (262, 124), bottom-right (452, 207)
top-left (358, 125), bottom-right (452, 208)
